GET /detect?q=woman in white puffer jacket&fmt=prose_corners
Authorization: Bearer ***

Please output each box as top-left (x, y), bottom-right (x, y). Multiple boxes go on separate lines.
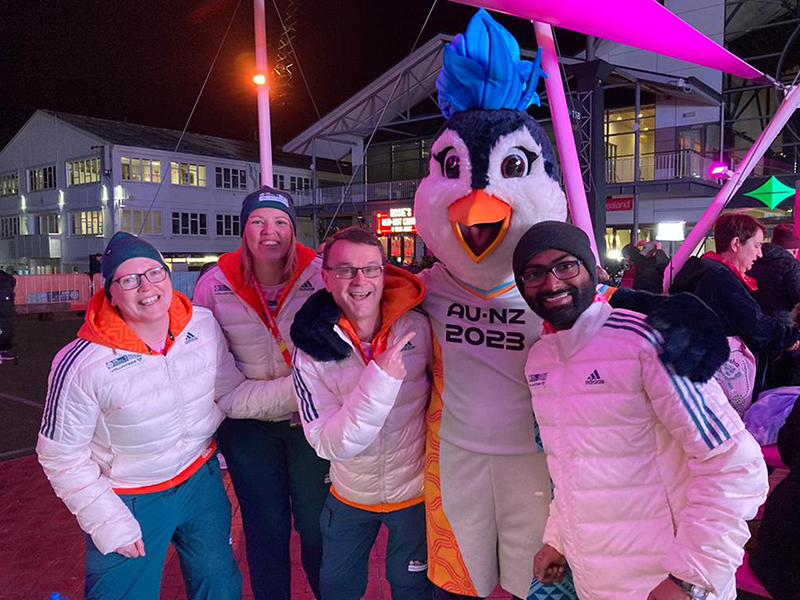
top-left (37, 232), bottom-right (277, 600)
top-left (192, 186), bottom-right (329, 600)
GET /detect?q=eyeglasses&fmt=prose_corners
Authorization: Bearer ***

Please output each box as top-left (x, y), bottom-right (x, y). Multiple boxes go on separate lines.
top-left (113, 266), bottom-right (168, 290)
top-left (521, 259), bottom-right (582, 287)
top-left (324, 265), bottom-right (384, 279)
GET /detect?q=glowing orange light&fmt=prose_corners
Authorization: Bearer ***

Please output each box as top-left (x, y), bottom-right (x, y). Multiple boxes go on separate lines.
top-left (253, 74), bottom-right (267, 86)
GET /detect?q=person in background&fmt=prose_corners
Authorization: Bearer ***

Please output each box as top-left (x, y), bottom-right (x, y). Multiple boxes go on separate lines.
top-left (36, 231), bottom-right (285, 599)
top-left (748, 223), bottom-right (800, 327)
top-left (192, 187), bottom-right (328, 600)
top-left (0, 267), bottom-right (16, 359)
top-left (621, 240), bottom-right (669, 293)
top-left (748, 391), bottom-right (800, 599)
top-left (514, 221), bottom-right (768, 600)
top-left (671, 212), bottom-right (800, 403)
top-left (291, 227), bottom-right (432, 600)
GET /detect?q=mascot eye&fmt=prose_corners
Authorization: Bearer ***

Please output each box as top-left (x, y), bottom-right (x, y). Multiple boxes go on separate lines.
top-left (500, 147), bottom-right (539, 178)
top-left (443, 151), bottom-right (461, 179)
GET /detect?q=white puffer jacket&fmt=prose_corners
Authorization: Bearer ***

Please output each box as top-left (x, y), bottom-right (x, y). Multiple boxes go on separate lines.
top-left (192, 244), bottom-right (323, 421)
top-left (525, 303), bottom-right (768, 600)
top-left (36, 292), bottom-right (278, 555)
top-left (291, 268), bottom-right (431, 507)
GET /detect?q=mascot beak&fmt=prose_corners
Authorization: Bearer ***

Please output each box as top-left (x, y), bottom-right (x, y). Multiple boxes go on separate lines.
top-left (448, 189), bottom-right (511, 263)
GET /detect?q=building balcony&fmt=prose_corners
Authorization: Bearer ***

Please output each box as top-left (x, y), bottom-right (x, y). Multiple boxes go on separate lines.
top-left (15, 234), bottom-right (62, 259)
top-left (606, 149), bottom-right (718, 184)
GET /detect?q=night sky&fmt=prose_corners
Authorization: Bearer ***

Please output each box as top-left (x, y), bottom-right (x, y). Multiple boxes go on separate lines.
top-left (1, 0), bottom-right (584, 151)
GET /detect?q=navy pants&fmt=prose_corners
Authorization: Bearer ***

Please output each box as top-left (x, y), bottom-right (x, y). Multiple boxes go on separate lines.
top-left (218, 418), bottom-right (329, 600)
top-left (320, 493), bottom-right (432, 600)
top-left (84, 455), bottom-right (242, 600)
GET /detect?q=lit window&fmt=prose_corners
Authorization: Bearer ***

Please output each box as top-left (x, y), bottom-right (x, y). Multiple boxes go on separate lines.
top-left (172, 211), bottom-right (207, 235)
top-left (122, 157), bottom-right (162, 183)
top-left (71, 210), bottom-right (103, 236)
top-left (171, 162), bottom-right (206, 187)
top-left (216, 214), bottom-right (241, 236)
top-left (0, 172), bottom-right (19, 196)
top-left (67, 158), bottom-right (101, 186)
top-left (28, 165), bottom-right (56, 192)
top-left (121, 209), bottom-right (162, 235)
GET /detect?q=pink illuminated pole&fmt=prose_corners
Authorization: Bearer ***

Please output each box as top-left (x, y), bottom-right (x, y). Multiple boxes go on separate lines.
top-left (533, 22), bottom-right (599, 261)
top-left (254, 0), bottom-right (273, 186)
top-left (663, 83), bottom-right (800, 292)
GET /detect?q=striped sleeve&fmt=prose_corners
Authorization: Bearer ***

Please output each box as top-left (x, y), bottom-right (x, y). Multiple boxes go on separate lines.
top-left (40, 339), bottom-right (93, 440)
top-left (622, 312), bottom-right (768, 593)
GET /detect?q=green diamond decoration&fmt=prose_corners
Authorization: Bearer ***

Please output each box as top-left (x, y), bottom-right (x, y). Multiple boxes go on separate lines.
top-left (743, 176), bottom-right (796, 210)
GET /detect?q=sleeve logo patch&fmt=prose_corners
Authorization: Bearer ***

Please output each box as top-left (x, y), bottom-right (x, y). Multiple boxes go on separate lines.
top-left (105, 354), bottom-right (144, 373)
top-left (213, 284), bottom-right (234, 296)
top-left (528, 372), bottom-right (548, 388)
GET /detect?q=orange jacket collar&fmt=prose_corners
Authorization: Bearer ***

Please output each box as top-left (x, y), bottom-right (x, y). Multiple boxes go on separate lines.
top-left (78, 290), bottom-right (193, 355)
top-left (217, 243), bottom-right (317, 323)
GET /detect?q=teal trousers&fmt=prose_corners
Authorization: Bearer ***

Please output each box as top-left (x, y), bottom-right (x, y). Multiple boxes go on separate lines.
top-left (84, 455), bottom-right (242, 600)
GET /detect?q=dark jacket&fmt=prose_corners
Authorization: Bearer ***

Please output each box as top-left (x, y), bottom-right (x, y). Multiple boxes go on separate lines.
top-left (749, 395), bottom-right (800, 600)
top-left (671, 256), bottom-right (800, 396)
top-left (747, 243), bottom-right (800, 327)
top-left (621, 244), bottom-right (669, 293)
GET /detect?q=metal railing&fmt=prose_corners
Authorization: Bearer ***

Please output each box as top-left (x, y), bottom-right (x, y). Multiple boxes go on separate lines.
top-left (291, 180), bottom-right (422, 207)
top-left (606, 149), bottom-right (718, 184)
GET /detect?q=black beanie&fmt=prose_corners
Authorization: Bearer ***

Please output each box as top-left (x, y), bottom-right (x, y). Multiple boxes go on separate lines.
top-left (512, 221), bottom-right (597, 288)
top-left (240, 186), bottom-right (297, 233)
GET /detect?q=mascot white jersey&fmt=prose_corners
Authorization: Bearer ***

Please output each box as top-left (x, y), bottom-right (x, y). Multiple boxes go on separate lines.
top-left (415, 9), bottom-right (576, 599)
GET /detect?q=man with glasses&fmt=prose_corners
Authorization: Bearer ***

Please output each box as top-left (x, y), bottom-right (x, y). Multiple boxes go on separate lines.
top-left (512, 221), bottom-right (767, 600)
top-left (290, 227), bottom-right (433, 600)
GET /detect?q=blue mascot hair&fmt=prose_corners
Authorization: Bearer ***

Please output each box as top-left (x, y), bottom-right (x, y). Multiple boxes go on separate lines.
top-left (436, 8), bottom-right (547, 119)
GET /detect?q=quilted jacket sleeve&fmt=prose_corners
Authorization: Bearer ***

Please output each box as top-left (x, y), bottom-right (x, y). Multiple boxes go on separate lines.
top-left (541, 497), bottom-right (565, 556)
top-left (641, 349), bottom-right (768, 594)
top-left (211, 317), bottom-right (298, 419)
top-left (36, 346), bottom-right (141, 555)
top-left (292, 348), bottom-right (403, 461)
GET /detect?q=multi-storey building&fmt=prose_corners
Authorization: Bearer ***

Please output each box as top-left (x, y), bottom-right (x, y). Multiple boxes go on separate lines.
top-left (0, 110), bottom-right (348, 273)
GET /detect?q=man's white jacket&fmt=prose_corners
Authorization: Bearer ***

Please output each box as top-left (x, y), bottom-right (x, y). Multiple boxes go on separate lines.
top-left (525, 302), bottom-right (768, 600)
top-left (192, 243), bottom-right (323, 422)
top-left (36, 292), bottom-right (277, 555)
top-left (291, 267), bottom-right (431, 507)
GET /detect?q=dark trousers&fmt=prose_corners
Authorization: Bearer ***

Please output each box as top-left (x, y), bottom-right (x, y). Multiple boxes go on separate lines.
top-left (85, 456), bottom-right (241, 600)
top-left (218, 418), bottom-right (329, 600)
top-left (320, 494), bottom-right (432, 600)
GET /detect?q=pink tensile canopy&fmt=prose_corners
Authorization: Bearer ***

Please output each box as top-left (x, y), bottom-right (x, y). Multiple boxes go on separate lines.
top-left (450, 0), bottom-right (765, 80)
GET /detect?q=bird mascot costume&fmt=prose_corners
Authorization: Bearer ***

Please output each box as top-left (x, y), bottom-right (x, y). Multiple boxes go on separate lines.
top-left (414, 9), bottom-right (577, 600)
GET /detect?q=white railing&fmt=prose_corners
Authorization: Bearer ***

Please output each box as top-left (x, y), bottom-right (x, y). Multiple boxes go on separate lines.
top-left (606, 150), bottom-right (717, 184)
top-left (291, 179), bottom-right (422, 207)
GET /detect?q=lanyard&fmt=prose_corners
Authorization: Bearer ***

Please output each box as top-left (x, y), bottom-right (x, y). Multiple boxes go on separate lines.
top-left (251, 276), bottom-right (293, 368)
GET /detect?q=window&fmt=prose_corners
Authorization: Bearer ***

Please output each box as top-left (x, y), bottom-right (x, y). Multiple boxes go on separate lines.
top-left (67, 158), bottom-right (101, 186)
top-left (0, 172), bottom-right (19, 196)
top-left (37, 214), bottom-right (59, 234)
top-left (121, 209), bottom-right (162, 235)
top-left (28, 165), bottom-right (56, 192)
top-left (273, 173), bottom-right (285, 189)
top-left (172, 211), bottom-right (207, 235)
top-left (122, 157), bottom-right (162, 183)
top-left (0, 216), bottom-right (19, 239)
top-left (71, 210), bottom-right (103, 235)
top-left (216, 214), bottom-right (240, 236)
top-left (216, 167), bottom-right (247, 190)
top-left (170, 162), bottom-right (206, 187)
top-left (289, 176), bottom-right (311, 192)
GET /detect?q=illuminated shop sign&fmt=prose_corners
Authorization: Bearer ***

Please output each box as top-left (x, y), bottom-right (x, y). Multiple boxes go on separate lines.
top-left (375, 207), bottom-right (417, 234)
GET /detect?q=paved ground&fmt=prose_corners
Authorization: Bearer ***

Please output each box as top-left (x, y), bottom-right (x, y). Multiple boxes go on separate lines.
top-left (0, 312), bottom-right (773, 599)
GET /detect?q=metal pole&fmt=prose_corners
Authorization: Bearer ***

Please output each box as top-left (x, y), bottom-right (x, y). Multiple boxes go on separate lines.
top-left (533, 21), bottom-right (600, 261)
top-left (632, 79), bottom-right (640, 243)
top-left (254, 0), bottom-right (273, 186)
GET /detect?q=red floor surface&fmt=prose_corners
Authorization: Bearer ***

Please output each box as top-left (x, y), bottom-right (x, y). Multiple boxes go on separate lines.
top-left (1, 455), bottom-right (513, 600)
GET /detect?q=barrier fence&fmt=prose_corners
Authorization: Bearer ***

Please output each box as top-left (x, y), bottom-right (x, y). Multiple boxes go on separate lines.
top-left (8, 272), bottom-right (201, 313)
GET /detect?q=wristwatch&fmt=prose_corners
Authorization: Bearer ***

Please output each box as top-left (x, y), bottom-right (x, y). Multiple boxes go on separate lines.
top-left (667, 574), bottom-right (710, 600)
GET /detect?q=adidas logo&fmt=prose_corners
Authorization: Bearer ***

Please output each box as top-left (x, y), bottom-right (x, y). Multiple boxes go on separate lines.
top-left (585, 370), bottom-right (605, 385)
top-left (401, 340), bottom-right (415, 352)
top-left (300, 281), bottom-right (315, 292)
top-left (185, 332), bottom-right (198, 344)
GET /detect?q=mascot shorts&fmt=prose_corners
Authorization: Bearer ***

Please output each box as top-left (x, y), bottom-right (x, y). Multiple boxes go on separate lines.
top-left (84, 455), bottom-right (241, 600)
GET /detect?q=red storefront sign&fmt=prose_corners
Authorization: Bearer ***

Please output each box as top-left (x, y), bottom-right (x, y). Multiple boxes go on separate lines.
top-left (606, 197), bottom-right (633, 212)
top-left (375, 207), bottom-right (417, 234)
